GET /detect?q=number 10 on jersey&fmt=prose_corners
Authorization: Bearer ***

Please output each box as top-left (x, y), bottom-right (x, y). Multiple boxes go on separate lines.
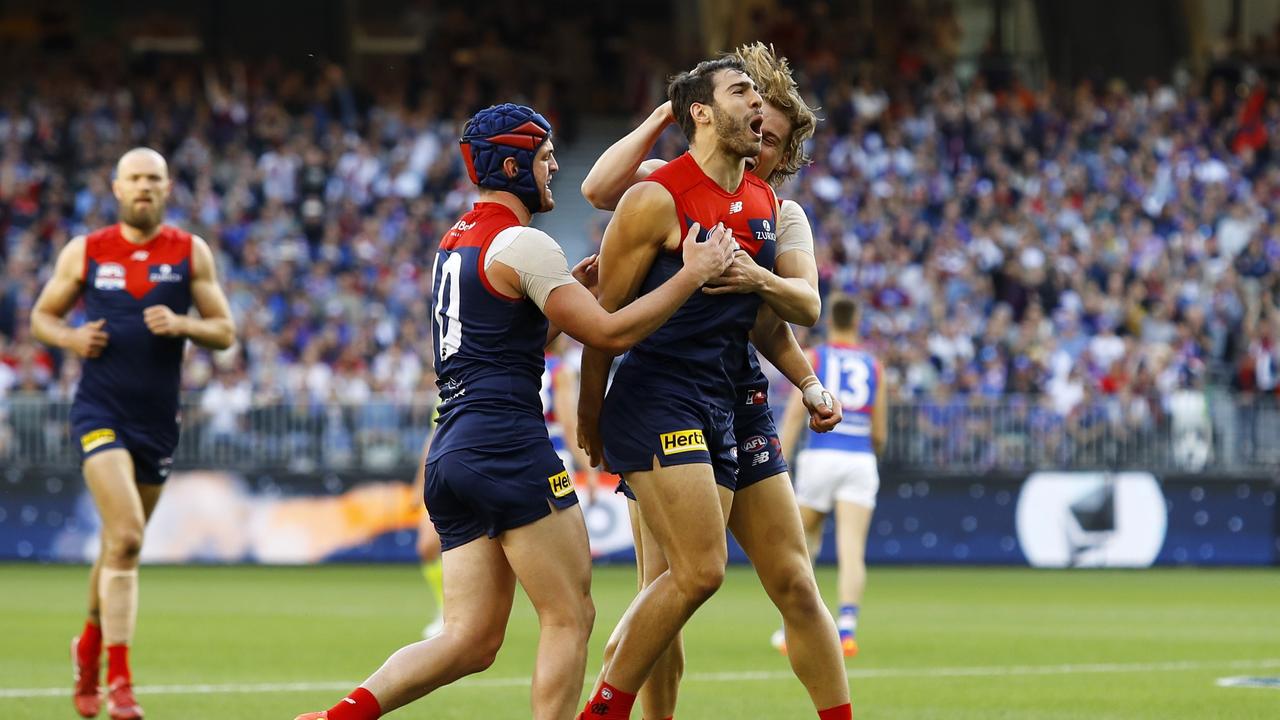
top-left (434, 252), bottom-right (463, 362)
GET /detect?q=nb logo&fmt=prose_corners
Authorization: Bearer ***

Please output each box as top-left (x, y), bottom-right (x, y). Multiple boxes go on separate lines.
top-left (659, 429), bottom-right (706, 455)
top-left (729, 201), bottom-right (743, 214)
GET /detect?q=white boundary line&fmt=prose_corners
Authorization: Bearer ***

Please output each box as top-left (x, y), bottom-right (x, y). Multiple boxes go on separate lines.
top-left (1216, 676), bottom-right (1280, 689)
top-left (3, 658), bottom-right (1279, 700)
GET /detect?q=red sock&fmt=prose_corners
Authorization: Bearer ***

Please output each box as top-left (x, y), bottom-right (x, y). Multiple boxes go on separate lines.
top-left (106, 644), bottom-right (130, 685)
top-left (326, 687), bottom-right (382, 720)
top-left (818, 703), bottom-right (853, 720)
top-left (582, 681), bottom-right (636, 719)
top-left (78, 621), bottom-right (102, 664)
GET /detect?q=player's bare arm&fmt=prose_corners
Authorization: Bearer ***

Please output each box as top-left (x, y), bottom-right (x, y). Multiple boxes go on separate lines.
top-left (143, 236), bottom-right (235, 350)
top-left (31, 236), bottom-right (110, 359)
top-left (580, 101), bottom-right (674, 211)
top-left (750, 305), bottom-right (842, 432)
top-left (545, 254), bottom-right (600, 346)
top-left (486, 217), bottom-right (732, 357)
top-left (871, 364), bottom-right (887, 456)
top-left (576, 181), bottom-right (688, 467)
top-left (704, 199), bottom-right (820, 325)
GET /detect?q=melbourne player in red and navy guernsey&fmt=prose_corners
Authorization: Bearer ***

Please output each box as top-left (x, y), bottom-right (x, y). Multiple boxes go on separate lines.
top-left (31, 147), bottom-right (236, 720)
top-left (576, 56), bottom-right (850, 720)
top-left (295, 104), bottom-right (733, 720)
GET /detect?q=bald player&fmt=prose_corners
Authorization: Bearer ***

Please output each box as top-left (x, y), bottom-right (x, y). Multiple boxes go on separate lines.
top-left (32, 147), bottom-right (236, 720)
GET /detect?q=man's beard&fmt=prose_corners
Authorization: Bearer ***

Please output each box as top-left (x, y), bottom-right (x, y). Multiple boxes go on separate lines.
top-left (711, 105), bottom-right (761, 160)
top-left (120, 202), bottom-right (163, 232)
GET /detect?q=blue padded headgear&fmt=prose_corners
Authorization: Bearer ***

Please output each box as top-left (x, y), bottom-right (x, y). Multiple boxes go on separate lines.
top-left (460, 103), bottom-right (553, 213)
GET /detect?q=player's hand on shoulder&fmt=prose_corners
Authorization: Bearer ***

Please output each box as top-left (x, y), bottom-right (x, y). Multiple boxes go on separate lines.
top-left (703, 249), bottom-right (767, 295)
top-left (681, 222), bottom-right (735, 284)
top-left (802, 381), bottom-right (843, 433)
top-left (68, 319), bottom-right (109, 358)
top-left (571, 253), bottom-right (599, 295)
top-left (143, 305), bottom-right (187, 338)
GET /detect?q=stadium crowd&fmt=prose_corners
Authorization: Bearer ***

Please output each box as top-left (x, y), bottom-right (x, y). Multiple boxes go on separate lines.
top-left (1, 7), bottom-right (1278, 468)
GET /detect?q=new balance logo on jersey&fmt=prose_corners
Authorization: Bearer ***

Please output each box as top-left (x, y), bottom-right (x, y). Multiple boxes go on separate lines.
top-left (131, 250), bottom-right (149, 261)
top-left (660, 429), bottom-right (706, 454)
top-left (729, 201), bottom-right (743, 214)
top-left (548, 470), bottom-right (574, 498)
top-left (94, 263), bottom-right (126, 291)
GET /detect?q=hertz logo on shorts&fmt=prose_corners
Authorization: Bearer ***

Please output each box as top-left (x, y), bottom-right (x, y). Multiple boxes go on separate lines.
top-left (660, 429), bottom-right (706, 455)
top-left (80, 429), bottom-right (116, 453)
top-left (548, 470), bottom-right (574, 498)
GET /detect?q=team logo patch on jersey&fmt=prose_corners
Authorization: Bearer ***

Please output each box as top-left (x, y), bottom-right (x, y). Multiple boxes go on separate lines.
top-left (148, 264), bottom-right (183, 283)
top-left (80, 428), bottom-right (117, 453)
top-left (548, 470), bottom-right (574, 498)
top-left (93, 263), bottom-right (126, 291)
top-left (660, 429), bottom-right (706, 455)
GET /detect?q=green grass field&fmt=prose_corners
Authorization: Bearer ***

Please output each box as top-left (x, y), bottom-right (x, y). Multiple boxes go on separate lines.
top-left (1, 564), bottom-right (1278, 719)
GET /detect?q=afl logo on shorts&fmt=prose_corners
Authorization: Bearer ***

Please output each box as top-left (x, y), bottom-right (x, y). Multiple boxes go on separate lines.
top-left (548, 470), bottom-right (574, 498)
top-left (742, 435), bottom-right (768, 452)
top-left (94, 263), bottom-right (126, 291)
top-left (660, 429), bottom-right (706, 455)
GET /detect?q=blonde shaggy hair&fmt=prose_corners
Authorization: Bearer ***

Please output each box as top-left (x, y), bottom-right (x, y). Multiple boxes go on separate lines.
top-left (731, 42), bottom-right (819, 186)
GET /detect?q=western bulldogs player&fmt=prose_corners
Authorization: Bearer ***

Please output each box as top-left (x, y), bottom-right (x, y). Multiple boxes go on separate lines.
top-left (577, 56), bottom-right (851, 720)
top-left (31, 147), bottom-right (236, 720)
top-left (295, 104), bottom-right (733, 720)
top-left (781, 295), bottom-right (887, 659)
top-left (580, 44), bottom-right (851, 719)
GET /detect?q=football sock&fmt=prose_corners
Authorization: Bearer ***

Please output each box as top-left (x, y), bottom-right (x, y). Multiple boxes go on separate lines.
top-left (99, 567), bottom-right (138, 645)
top-left (79, 619), bottom-right (102, 664)
top-left (837, 604), bottom-right (859, 638)
top-left (422, 559), bottom-right (444, 611)
top-left (326, 687), bottom-right (382, 720)
top-left (818, 703), bottom-right (853, 720)
top-left (582, 681), bottom-right (636, 719)
top-left (106, 644), bottom-right (130, 686)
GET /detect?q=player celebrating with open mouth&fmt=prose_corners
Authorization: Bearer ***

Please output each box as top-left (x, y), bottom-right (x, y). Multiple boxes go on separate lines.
top-left (576, 48), bottom-right (852, 720)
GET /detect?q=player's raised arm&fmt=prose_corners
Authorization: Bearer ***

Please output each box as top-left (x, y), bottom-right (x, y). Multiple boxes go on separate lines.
top-left (750, 304), bottom-right (841, 432)
top-left (31, 237), bottom-right (109, 358)
top-left (580, 102), bottom-right (674, 211)
top-left (704, 199), bottom-right (820, 326)
top-left (143, 236), bottom-right (235, 350)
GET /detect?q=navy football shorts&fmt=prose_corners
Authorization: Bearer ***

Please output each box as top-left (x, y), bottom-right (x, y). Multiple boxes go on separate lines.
top-left (602, 379), bottom-right (738, 498)
top-left (425, 440), bottom-right (578, 551)
top-left (733, 400), bottom-right (789, 491)
top-left (71, 408), bottom-right (176, 485)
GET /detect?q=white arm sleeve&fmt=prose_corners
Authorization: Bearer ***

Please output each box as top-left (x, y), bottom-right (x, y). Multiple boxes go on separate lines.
top-left (776, 200), bottom-right (815, 257)
top-left (484, 226), bottom-right (578, 311)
